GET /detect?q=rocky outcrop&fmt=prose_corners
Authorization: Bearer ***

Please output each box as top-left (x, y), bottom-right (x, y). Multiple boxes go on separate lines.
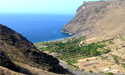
top-left (0, 50), bottom-right (19, 72)
top-left (63, 0), bottom-right (125, 39)
top-left (0, 24), bottom-right (69, 74)
top-left (0, 50), bottom-right (33, 75)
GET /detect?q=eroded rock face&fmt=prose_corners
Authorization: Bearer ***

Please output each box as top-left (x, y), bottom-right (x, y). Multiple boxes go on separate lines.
top-left (63, 0), bottom-right (125, 39)
top-left (0, 24), bottom-right (67, 74)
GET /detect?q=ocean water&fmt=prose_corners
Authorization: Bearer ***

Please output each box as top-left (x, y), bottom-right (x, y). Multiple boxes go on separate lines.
top-left (0, 14), bottom-right (74, 43)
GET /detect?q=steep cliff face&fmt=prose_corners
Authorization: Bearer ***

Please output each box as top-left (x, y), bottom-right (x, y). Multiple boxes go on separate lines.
top-left (0, 24), bottom-right (68, 74)
top-left (63, 0), bottom-right (125, 39)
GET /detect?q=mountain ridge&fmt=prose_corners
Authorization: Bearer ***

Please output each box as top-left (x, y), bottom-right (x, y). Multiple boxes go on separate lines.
top-left (0, 24), bottom-right (70, 75)
top-left (63, 0), bottom-right (125, 39)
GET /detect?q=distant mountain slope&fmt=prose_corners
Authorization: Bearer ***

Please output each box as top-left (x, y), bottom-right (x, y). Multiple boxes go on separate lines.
top-left (0, 24), bottom-right (69, 74)
top-left (63, 0), bottom-right (125, 39)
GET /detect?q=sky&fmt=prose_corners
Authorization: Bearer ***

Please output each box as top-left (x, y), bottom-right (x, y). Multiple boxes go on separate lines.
top-left (0, 0), bottom-right (99, 14)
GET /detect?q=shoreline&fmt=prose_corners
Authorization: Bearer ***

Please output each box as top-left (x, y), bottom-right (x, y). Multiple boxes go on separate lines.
top-left (34, 36), bottom-right (76, 44)
top-left (61, 30), bottom-right (74, 36)
top-left (34, 31), bottom-right (76, 44)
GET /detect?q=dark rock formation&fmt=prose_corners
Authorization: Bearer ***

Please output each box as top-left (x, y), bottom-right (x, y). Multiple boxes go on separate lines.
top-left (0, 24), bottom-right (68, 74)
top-left (0, 50), bottom-right (19, 72)
top-left (0, 50), bottom-right (33, 75)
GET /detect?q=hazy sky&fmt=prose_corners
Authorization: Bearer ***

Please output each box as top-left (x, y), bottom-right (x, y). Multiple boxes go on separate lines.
top-left (0, 0), bottom-right (98, 14)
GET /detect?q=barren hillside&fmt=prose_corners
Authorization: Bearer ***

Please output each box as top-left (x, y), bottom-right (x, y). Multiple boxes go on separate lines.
top-left (0, 24), bottom-right (70, 75)
top-left (63, 0), bottom-right (125, 39)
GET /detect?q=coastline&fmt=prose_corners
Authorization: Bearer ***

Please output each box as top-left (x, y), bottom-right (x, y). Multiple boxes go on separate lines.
top-left (61, 30), bottom-right (74, 36)
top-left (34, 31), bottom-right (76, 44)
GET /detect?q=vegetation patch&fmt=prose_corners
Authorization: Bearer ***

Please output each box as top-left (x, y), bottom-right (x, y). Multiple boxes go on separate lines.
top-left (35, 36), bottom-right (111, 69)
top-left (121, 63), bottom-right (125, 68)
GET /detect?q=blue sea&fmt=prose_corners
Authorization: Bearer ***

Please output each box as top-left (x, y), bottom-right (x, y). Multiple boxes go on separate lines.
top-left (0, 14), bottom-right (74, 43)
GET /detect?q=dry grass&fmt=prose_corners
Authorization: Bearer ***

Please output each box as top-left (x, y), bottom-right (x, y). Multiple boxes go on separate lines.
top-left (88, 6), bottom-right (125, 39)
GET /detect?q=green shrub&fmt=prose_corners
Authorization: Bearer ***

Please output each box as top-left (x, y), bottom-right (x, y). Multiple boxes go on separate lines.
top-left (121, 63), bottom-right (125, 68)
top-left (89, 70), bottom-right (93, 73)
top-left (107, 72), bottom-right (113, 75)
top-left (94, 66), bottom-right (96, 68)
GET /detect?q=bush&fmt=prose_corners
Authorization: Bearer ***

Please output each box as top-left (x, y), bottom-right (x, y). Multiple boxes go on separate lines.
top-left (121, 63), bottom-right (125, 68)
top-left (89, 70), bottom-right (93, 73)
top-left (107, 72), bottom-right (113, 75)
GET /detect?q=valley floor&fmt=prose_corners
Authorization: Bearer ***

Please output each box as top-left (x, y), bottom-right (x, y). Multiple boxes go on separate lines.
top-left (35, 36), bottom-right (125, 75)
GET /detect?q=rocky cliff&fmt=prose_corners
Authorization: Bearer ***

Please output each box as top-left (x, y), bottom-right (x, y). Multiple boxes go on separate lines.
top-left (0, 24), bottom-right (69, 75)
top-left (63, 0), bottom-right (125, 39)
